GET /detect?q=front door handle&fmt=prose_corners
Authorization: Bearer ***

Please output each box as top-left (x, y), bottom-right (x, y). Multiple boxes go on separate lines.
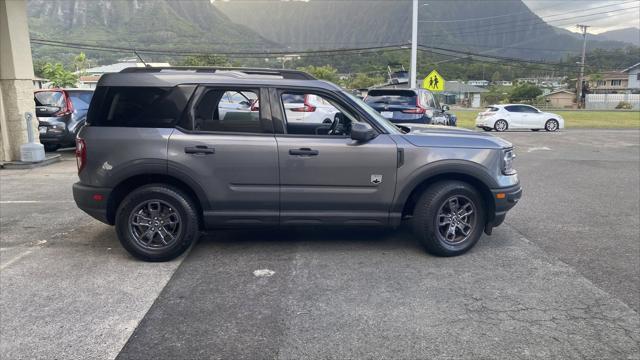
top-left (289, 148), bottom-right (319, 156)
top-left (185, 145), bottom-right (215, 155)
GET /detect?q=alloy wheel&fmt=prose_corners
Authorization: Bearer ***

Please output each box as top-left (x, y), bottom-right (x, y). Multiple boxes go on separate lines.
top-left (129, 199), bottom-right (182, 250)
top-left (436, 195), bottom-right (477, 244)
top-left (495, 120), bottom-right (507, 132)
top-left (546, 120), bottom-right (558, 131)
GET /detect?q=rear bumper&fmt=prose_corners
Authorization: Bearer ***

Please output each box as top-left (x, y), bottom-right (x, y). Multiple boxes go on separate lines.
top-left (72, 182), bottom-right (112, 224)
top-left (485, 183), bottom-right (522, 234)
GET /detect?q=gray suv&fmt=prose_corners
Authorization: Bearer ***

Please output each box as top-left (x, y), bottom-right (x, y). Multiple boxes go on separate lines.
top-left (73, 67), bottom-right (521, 261)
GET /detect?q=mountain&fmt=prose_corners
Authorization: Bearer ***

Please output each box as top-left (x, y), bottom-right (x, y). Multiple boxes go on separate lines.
top-left (28, 0), bottom-right (278, 64)
top-left (214, 0), bottom-right (629, 61)
top-left (597, 28), bottom-right (640, 46)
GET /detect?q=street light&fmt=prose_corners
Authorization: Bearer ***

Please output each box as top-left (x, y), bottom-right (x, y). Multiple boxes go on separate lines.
top-left (410, 2), bottom-right (428, 89)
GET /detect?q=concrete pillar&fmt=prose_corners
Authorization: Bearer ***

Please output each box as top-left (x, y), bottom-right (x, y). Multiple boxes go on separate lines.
top-left (1, 0), bottom-right (36, 162)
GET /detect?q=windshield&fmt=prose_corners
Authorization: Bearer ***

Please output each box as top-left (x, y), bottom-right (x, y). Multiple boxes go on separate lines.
top-left (342, 91), bottom-right (401, 134)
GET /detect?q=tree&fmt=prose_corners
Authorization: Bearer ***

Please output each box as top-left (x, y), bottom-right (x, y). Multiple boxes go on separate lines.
top-left (297, 65), bottom-right (339, 83)
top-left (509, 83), bottom-right (542, 102)
top-left (346, 73), bottom-right (385, 89)
top-left (40, 63), bottom-right (78, 88)
top-left (74, 52), bottom-right (89, 75)
top-left (179, 55), bottom-right (230, 67)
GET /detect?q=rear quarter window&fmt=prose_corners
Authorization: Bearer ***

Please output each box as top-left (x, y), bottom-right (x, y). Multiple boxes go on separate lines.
top-left (365, 90), bottom-right (417, 106)
top-left (87, 86), bottom-right (196, 127)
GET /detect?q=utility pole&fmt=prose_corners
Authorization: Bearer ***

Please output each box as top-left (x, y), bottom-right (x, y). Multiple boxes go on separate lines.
top-left (410, 0), bottom-right (418, 89)
top-left (576, 24), bottom-right (590, 108)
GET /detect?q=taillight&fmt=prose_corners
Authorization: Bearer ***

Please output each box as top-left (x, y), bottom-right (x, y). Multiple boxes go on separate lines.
top-left (54, 90), bottom-right (74, 116)
top-left (290, 95), bottom-right (316, 112)
top-left (402, 107), bottom-right (426, 114)
top-left (76, 138), bottom-right (86, 173)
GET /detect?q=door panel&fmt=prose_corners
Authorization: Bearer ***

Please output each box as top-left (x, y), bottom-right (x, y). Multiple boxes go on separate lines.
top-left (276, 134), bottom-right (398, 226)
top-left (168, 130), bottom-right (279, 227)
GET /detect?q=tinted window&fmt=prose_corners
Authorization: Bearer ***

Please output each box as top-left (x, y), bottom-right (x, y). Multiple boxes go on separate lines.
top-left (485, 107), bottom-right (499, 112)
top-left (68, 91), bottom-right (93, 110)
top-left (521, 106), bottom-right (539, 113)
top-left (88, 86), bottom-right (196, 127)
top-left (365, 90), bottom-right (417, 106)
top-left (504, 105), bottom-right (521, 112)
top-left (192, 88), bottom-right (263, 133)
top-left (35, 91), bottom-right (65, 107)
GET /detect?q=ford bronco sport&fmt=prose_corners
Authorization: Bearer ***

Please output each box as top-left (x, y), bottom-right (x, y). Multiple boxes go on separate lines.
top-left (72, 67), bottom-right (521, 261)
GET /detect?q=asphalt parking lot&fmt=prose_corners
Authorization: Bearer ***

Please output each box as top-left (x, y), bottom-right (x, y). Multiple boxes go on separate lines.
top-left (1, 129), bottom-right (638, 359)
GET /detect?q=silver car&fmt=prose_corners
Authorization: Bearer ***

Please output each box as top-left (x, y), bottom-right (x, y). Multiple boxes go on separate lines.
top-left (72, 67), bottom-right (521, 261)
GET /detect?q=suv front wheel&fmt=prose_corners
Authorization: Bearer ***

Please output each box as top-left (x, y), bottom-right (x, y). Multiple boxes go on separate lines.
top-left (412, 181), bottom-right (485, 256)
top-left (115, 184), bottom-right (200, 261)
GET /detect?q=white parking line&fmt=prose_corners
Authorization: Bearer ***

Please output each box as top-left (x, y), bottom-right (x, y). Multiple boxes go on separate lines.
top-left (0, 200), bottom-right (74, 204)
top-left (0, 250), bottom-right (33, 271)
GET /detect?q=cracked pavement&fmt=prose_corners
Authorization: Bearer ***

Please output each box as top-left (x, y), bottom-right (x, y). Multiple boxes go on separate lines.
top-left (1, 130), bottom-right (639, 359)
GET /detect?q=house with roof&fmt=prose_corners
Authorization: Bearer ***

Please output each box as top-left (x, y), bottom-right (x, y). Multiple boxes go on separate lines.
top-left (541, 89), bottom-right (575, 108)
top-left (587, 64), bottom-right (640, 94)
top-left (77, 59), bottom-right (171, 88)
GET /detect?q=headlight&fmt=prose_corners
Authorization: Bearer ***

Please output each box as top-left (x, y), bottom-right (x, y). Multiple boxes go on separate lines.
top-left (502, 148), bottom-right (516, 175)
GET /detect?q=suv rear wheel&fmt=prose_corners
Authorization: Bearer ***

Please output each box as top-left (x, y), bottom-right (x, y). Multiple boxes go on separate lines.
top-left (412, 181), bottom-right (485, 256)
top-left (115, 184), bottom-right (200, 261)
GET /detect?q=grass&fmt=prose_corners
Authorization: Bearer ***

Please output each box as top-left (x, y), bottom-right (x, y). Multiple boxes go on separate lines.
top-left (453, 109), bottom-right (640, 129)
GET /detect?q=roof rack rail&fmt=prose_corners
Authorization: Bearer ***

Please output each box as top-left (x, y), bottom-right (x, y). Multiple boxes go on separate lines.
top-left (119, 66), bottom-right (316, 80)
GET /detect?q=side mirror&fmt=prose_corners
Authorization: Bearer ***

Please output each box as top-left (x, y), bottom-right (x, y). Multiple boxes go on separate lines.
top-left (350, 122), bottom-right (377, 142)
top-left (442, 105), bottom-right (450, 111)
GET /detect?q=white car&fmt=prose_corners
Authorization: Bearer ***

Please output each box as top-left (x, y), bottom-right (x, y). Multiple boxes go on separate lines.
top-left (281, 93), bottom-right (339, 124)
top-left (476, 104), bottom-right (564, 132)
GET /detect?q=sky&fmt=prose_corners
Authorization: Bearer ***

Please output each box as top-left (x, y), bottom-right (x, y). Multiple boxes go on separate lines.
top-left (523, 0), bottom-right (640, 33)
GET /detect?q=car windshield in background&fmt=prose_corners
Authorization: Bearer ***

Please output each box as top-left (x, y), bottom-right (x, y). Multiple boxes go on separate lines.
top-left (68, 91), bottom-right (93, 110)
top-left (365, 90), bottom-right (417, 106)
top-left (35, 91), bottom-right (64, 107)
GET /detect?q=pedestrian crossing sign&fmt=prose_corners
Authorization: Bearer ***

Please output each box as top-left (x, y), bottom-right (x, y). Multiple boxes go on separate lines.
top-left (423, 70), bottom-right (444, 92)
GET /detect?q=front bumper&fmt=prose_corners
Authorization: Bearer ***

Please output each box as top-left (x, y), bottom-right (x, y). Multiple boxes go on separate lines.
top-left (72, 182), bottom-right (112, 224)
top-left (485, 183), bottom-right (522, 234)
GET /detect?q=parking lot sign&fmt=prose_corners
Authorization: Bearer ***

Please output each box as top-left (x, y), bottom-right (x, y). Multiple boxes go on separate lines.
top-left (423, 70), bottom-right (444, 92)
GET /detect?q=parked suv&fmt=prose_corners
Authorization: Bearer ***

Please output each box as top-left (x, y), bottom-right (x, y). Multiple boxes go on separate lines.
top-left (35, 88), bottom-right (93, 151)
top-left (73, 67), bottom-right (521, 261)
top-left (364, 88), bottom-right (456, 126)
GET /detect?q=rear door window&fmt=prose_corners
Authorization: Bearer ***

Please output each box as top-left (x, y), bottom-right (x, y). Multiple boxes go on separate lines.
top-left (189, 88), bottom-right (268, 134)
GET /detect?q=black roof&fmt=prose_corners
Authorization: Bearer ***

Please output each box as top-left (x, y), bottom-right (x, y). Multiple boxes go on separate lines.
top-left (97, 67), bottom-right (340, 90)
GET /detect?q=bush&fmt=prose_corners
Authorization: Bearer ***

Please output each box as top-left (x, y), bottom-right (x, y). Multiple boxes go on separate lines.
top-left (615, 101), bottom-right (633, 110)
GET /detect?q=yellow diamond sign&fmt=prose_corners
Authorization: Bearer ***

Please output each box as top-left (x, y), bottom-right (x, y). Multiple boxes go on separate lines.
top-left (422, 70), bottom-right (444, 92)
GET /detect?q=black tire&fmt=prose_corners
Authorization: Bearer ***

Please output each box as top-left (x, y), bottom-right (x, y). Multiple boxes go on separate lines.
top-left (411, 181), bottom-right (486, 257)
top-left (494, 119), bottom-right (508, 132)
top-left (44, 144), bottom-right (60, 152)
top-left (531, 129), bottom-right (540, 132)
top-left (115, 184), bottom-right (200, 261)
top-left (545, 119), bottom-right (559, 132)
top-left (482, 127), bottom-right (492, 132)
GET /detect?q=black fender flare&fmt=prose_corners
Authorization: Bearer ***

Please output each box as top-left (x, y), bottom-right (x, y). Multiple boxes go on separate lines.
top-left (391, 159), bottom-right (498, 215)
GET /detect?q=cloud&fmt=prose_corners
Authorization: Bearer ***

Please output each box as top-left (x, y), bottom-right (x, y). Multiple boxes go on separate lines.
top-left (523, 0), bottom-right (640, 33)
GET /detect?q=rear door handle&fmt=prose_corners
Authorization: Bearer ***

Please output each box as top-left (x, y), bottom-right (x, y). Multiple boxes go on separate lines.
top-left (185, 145), bottom-right (215, 155)
top-left (289, 148), bottom-right (319, 156)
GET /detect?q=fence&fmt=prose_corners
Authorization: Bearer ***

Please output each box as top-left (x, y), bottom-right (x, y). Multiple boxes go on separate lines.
top-left (586, 94), bottom-right (640, 110)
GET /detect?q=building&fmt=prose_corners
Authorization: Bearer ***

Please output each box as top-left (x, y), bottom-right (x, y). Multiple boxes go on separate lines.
top-left (83, 59), bottom-right (171, 77)
top-left (466, 80), bottom-right (489, 87)
top-left (542, 89), bottom-right (576, 109)
top-left (588, 71), bottom-right (629, 94)
top-left (516, 77), bottom-right (565, 89)
top-left (442, 81), bottom-right (489, 108)
top-left (493, 80), bottom-right (512, 86)
top-left (622, 62), bottom-right (640, 92)
top-left (78, 75), bottom-right (100, 89)
top-left (33, 76), bottom-right (48, 89)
